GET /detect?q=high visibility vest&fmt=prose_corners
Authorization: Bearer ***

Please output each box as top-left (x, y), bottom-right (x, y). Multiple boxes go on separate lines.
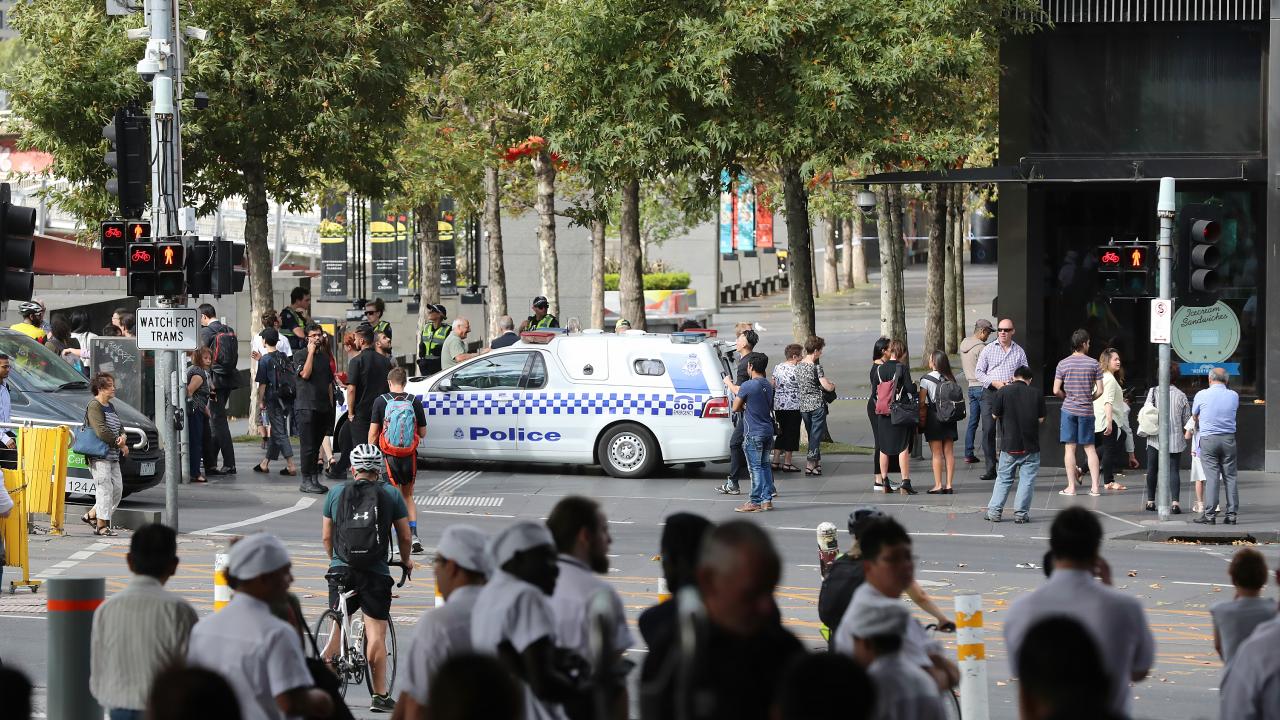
top-left (420, 323), bottom-right (450, 356)
top-left (373, 320), bottom-right (391, 336)
top-left (521, 314), bottom-right (557, 332)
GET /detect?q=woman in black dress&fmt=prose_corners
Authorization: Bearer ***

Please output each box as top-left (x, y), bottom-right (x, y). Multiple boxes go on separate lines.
top-left (871, 338), bottom-right (917, 494)
top-left (919, 350), bottom-right (959, 494)
top-left (867, 337), bottom-right (892, 490)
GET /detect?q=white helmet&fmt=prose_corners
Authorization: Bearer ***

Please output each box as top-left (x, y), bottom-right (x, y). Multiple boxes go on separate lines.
top-left (349, 443), bottom-right (383, 472)
top-left (17, 302), bottom-right (41, 317)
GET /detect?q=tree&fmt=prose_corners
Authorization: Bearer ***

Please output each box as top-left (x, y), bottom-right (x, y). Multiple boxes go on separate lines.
top-left (943, 185), bottom-right (958, 353)
top-left (878, 185), bottom-right (906, 342)
top-left (823, 216), bottom-right (840, 294)
top-left (5, 0), bottom-right (438, 344)
top-left (851, 209), bottom-right (870, 286)
top-left (841, 215), bottom-right (855, 288)
top-left (924, 185), bottom-right (947, 358)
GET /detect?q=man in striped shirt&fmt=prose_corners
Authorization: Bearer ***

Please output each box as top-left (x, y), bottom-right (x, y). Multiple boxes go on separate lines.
top-left (975, 318), bottom-right (1029, 480)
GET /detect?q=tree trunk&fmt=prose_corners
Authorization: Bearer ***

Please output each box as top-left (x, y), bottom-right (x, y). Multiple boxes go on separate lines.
top-left (877, 185), bottom-right (906, 343)
top-left (841, 216), bottom-right (855, 288)
top-left (416, 197), bottom-right (441, 350)
top-left (243, 165), bottom-right (273, 432)
top-left (780, 161), bottom-right (816, 342)
top-left (823, 215), bottom-right (839, 295)
top-left (953, 185), bottom-right (967, 349)
top-left (531, 148), bottom-right (560, 315)
top-left (619, 179), bottom-right (646, 330)
top-left (851, 209), bottom-right (869, 286)
top-left (484, 163), bottom-right (507, 336)
top-left (590, 214), bottom-right (606, 330)
top-left (924, 186), bottom-right (947, 359)
top-left (943, 186), bottom-right (958, 354)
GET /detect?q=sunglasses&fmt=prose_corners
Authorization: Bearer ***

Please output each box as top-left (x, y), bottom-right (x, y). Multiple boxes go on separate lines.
top-left (364, 310), bottom-right (378, 315)
top-left (997, 327), bottom-right (1013, 332)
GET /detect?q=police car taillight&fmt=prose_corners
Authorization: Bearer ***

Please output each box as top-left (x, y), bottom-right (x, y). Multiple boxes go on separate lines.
top-left (520, 331), bottom-right (557, 344)
top-left (703, 397), bottom-right (730, 419)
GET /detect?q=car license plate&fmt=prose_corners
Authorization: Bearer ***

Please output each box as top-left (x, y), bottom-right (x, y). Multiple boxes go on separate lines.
top-left (66, 478), bottom-right (97, 494)
top-left (139, 461), bottom-right (156, 476)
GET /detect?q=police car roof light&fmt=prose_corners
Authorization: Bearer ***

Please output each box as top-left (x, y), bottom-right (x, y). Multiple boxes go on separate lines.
top-left (520, 331), bottom-right (557, 344)
top-left (670, 332), bottom-right (709, 345)
top-left (685, 328), bottom-right (718, 337)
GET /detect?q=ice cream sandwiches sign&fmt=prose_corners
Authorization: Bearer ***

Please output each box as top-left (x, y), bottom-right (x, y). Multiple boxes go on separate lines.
top-left (1171, 301), bottom-right (1240, 364)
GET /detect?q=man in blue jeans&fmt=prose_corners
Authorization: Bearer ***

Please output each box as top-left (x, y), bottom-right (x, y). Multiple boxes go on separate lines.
top-left (960, 319), bottom-right (993, 463)
top-left (1190, 367), bottom-right (1241, 525)
top-left (987, 366), bottom-right (1045, 524)
top-left (733, 354), bottom-right (775, 513)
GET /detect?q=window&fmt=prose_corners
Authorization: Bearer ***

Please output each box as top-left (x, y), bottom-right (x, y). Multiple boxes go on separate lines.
top-left (0, 333), bottom-right (91, 391)
top-left (441, 353), bottom-right (530, 391)
top-left (633, 359), bottom-right (666, 376)
top-left (524, 354), bottom-right (548, 389)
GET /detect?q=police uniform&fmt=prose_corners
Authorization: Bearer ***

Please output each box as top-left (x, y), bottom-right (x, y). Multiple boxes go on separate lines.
top-left (520, 313), bottom-right (559, 332)
top-left (372, 319), bottom-right (392, 339)
top-left (418, 316), bottom-right (451, 376)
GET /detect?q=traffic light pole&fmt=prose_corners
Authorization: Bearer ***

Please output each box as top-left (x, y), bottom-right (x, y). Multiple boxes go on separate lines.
top-left (1156, 178), bottom-right (1175, 521)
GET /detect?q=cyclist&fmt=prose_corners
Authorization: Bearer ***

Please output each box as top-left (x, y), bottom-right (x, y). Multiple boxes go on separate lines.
top-left (848, 601), bottom-right (947, 720)
top-left (832, 516), bottom-right (959, 694)
top-left (369, 367), bottom-right (427, 554)
top-left (10, 302), bottom-right (46, 344)
top-left (321, 443), bottom-right (413, 714)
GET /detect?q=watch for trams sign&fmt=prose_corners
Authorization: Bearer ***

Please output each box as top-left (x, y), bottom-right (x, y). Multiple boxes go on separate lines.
top-left (1171, 301), bottom-right (1241, 364)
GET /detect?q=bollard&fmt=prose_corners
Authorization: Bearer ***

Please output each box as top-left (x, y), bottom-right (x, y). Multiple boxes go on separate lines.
top-left (214, 553), bottom-right (231, 611)
top-left (954, 592), bottom-right (991, 720)
top-left (657, 577), bottom-right (670, 603)
top-left (435, 591), bottom-right (444, 608)
top-left (47, 577), bottom-right (105, 720)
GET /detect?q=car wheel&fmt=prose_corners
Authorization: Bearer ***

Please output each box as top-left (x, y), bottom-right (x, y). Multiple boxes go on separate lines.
top-left (597, 423), bottom-right (660, 479)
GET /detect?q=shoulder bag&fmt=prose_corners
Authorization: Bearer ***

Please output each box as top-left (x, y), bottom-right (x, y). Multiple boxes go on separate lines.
top-left (812, 363), bottom-right (837, 404)
top-left (889, 366), bottom-right (920, 426)
top-left (71, 406), bottom-right (111, 458)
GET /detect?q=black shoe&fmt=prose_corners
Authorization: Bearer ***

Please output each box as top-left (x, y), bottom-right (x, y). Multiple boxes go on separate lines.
top-left (1192, 514), bottom-right (1216, 525)
top-left (715, 482), bottom-right (741, 495)
top-left (370, 694), bottom-right (396, 713)
top-left (899, 480), bottom-right (919, 495)
top-left (1013, 515), bottom-right (1030, 524)
top-left (253, 464), bottom-right (269, 474)
top-left (206, 467), bottom-right (228, 476)
top-left (412, 536), bottom-right (424, 554)
top-left (298, 476), bottom-right (328, 495)
top-left (979, 471), bottom-right (997, 481)
top-left (1171, 504), bottom-right (1182, 515)
top-left (1144, 502), bottom-right (1155, 512)
top-left (1224, 514), bottom-right (1238, 525)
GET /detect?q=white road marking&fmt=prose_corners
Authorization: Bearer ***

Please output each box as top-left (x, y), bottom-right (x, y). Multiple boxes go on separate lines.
top-left (921, 569), bottom-right (986, 575)
top-left (1172, 581), bottom-right (1232, 588)
top-left (913, 532), bottom-right (1005, 539)
top-left (0, 615), bottom-right (47, 621)
top-left (1095, 509), bottom-right (1144, 529)
top-left (418, 509), bottom-right (517, 519)
top-left (191, 497), bottom-right (317, 536)
top-left (429, 470), bottom-right (482, 494)
top-left (32, 539), bottom-right (121, 580)
top-left (414, 496), bottom-right (505, 507)
top-left (69, 551), bottom-right (95, 561)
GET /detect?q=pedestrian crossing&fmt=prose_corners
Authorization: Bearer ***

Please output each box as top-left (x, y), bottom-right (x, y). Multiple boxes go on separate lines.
top-left (412, 495), bottom-right (505, 507)
top-left (428, 469), bottom-right (482, 494)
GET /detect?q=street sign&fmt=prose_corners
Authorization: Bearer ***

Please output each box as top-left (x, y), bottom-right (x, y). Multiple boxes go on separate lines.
top-left (1150, 298), bottom-right (1172, 344)
top-left (136, 307), bottom-right (200, 350)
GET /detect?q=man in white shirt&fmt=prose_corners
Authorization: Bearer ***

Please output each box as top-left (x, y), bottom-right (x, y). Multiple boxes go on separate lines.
top-left (850, 601), bottom-right (945, 720)
top-left (472, 521), bottom-right (579, 720)
top-left (90, 524), bottom-right (198, 720)
top-left (1220, 557), bottom-right (1280, 720)
top-left (0, 476), bottom-right (12, 606)
top-left (1003, 508), bottom-right (1154, 717)
top-left (187, 533), bottom-right (332, 720)
top-left (547, 497), bottom-right (632, 720)
top-left (394, 525), bottom-right (490, 720)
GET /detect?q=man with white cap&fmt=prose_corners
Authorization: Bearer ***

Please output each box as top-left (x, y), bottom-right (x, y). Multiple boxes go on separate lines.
top-left (472, 520), bottom-right (579, 720)
top-left (393, 525), bottom-right (490, 720)
top-left (850, 601), bottom-right (947, 720)
top-left (187, 533), bottom-right (333, 720)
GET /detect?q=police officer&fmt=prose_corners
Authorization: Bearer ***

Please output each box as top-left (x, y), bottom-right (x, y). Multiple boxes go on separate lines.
top-left (365, 298), bottom-right (392, 340)
top-left (521, 296), bottom-right (559, 332)
top-left (418, 304), bottom-right (451, 376)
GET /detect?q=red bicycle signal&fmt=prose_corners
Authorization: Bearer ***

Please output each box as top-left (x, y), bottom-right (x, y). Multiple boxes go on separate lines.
top-left (131, 247), bottom-right (153, 263)
top-left (1100, 250), bottom-right (1120, 266)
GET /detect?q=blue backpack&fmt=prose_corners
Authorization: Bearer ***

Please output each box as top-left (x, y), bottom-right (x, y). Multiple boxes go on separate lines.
top-left (378, 393), bottom-right (419, 458)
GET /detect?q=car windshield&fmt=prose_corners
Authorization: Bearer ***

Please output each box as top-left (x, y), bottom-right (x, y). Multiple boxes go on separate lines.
top-left (0, 332), bottom-right (91, 391)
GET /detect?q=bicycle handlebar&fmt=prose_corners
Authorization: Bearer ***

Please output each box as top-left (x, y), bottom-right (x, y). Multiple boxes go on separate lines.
top-left (390, 560), bottom-right (412, 588)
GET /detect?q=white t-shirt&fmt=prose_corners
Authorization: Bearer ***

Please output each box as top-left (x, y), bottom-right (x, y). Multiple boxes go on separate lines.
top-left (252, 333), bottom-right (293, 358)
top-left (550, 555), bottom-right (633, 662)
top-left (471, 571), bottom-right (568, 720)
top-left (186, 593), bottom-right (313, 720)
top-left (868, 653), bottom-right (947, 720)
top-left (403, 584), bottom-right (481, 705)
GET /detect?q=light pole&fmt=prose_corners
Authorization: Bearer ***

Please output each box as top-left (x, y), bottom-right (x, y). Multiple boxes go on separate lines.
top-left (1156, 177), bottom-right (1175, 521)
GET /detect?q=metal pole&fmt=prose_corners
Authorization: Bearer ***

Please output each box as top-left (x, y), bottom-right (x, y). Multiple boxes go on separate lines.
top-left (955, 592), bottom-right (990, 720)
top-left (46, 577), bottom-right (105, 720)
top-left (1156, 177), bottom-right (1175, 521)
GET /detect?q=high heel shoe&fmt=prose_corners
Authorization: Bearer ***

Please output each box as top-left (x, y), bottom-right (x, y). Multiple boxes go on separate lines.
top-left (899, 479), bottom-right (919, 495)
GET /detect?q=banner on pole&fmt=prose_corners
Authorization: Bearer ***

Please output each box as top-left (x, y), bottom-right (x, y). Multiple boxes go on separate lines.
top-left (319, 200), bottom-right (349, 300)
top-left (737, 176), bottom-right (756, 257)
top-left (719, 170), bottom-right (736, 259)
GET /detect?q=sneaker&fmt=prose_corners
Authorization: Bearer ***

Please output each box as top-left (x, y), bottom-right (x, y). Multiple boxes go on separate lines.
top-left (412, 536), bottom-right (424, 554)
top-left (733, 502), bottom-right (762, 513)
top-left (1013, 515), bottom-right (1030, 524)
top-left (715, 482), bottom-right (741, 495)
top-left (370, 694), bottom-right (396, 713)
top-left (762, 501), bottom-right (774, 511)
top-left (985, 511), bottom-right (1002, 523)
top-left (979, 471), bottom-right (997, 481)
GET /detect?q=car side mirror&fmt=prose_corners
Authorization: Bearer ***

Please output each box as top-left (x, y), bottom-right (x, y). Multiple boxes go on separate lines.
top-left (436, 379), bottom-right (452, 392)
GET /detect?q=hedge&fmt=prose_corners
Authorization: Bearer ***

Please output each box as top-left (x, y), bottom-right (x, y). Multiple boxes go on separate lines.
top-left (603, 272), bottom-right (691, 291)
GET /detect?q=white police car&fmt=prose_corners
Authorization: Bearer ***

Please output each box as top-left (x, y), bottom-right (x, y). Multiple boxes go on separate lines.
top-left (405, 330), bottom-right (735, 478)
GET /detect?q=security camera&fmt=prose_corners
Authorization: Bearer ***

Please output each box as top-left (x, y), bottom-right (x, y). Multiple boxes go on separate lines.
top-left (856, 189), bottom-right (878, 215)
top-left (136, 56), bottom-right (161, 83)
top-left (184, 26), bottom-right (209, 42)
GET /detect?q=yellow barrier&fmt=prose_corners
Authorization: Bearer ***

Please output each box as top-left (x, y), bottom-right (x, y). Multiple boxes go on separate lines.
top-left (17, 426), bottom-right (70, 535)
top-left (214, 553), bottom-right (231, 611)
top-left (2, 468), bottom-right (39, 593)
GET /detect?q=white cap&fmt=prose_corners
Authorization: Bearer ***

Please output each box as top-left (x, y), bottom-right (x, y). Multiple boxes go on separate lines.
top-left (227, 533), bottom-right (291, 580)
top-left (850, 600), bottom-right (910, 639)
top-left (437, 525), bottom-right (491, 576)
top-left (487, 521), bottom-right (555, 569)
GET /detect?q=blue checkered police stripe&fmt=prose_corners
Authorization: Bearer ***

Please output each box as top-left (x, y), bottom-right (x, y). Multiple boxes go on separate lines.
top-left (419, 392), bottom-right (709, 417)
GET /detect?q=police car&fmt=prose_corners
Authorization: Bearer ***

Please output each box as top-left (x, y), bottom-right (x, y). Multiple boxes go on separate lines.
top-left (404, 330), bottom-right (735, 478)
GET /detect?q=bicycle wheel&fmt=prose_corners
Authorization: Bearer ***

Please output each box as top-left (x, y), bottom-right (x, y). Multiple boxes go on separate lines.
top-left (313, 609), bottom-right (351, 698)
top-left (942, 688), bottom-right (962, 720)
top-left (363, 614), bottom-right (398, 698)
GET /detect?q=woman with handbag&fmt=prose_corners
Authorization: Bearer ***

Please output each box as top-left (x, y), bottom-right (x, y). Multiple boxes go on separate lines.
top-left (76, 373), bottom-right (128, 536)
top-left (187, 348), bottom-right (213, 484)
top-left (795, 336), bottom-right (837, 476)
top-left (1138, 363), bottom-right (1191, 513)
top-left (872, 338), bottom-right (917, 495)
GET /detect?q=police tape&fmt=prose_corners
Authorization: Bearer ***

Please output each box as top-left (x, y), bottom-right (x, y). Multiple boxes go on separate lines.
top-left (835, 396), bottom-right (871, 401)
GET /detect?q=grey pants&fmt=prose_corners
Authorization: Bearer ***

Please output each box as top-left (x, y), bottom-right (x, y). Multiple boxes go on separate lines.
top-left (265, 403), bottom-right (294, 461)
top-left (1199, 434), bottom-right (1238, 516)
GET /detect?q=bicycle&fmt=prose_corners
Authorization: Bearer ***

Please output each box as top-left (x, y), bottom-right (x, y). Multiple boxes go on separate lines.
top-left (313, 561), bottom-right (411, 698)
top-left (925, 623), bottom-right (963, 720)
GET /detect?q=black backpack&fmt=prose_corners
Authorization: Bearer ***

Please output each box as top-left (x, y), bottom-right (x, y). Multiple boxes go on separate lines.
top-left (270, 352), bottom-right (297, 403)
top-left (927, 374), bottom-right (967, 423)
top-left (818, 554), bottom-right (866, 636)
top-left (333, 481), bottom-right (391, 570)
top-left (209, 323), bottom-right (239, 379)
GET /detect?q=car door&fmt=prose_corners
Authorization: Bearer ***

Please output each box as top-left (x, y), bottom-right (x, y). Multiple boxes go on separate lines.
top-left (426, 351), bottom-right (537, 457)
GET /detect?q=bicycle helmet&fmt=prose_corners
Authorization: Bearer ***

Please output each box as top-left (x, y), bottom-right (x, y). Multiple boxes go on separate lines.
top-left (17, 302), bottom-right (41, 317)
top-left (349, 443), bottom-right (383, 472)
top-left (848, 506), bottom-right (886, 538)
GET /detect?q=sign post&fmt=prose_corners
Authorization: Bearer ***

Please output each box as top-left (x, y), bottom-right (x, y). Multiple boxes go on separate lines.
top-left (136, 307), bottom-right (200, 350)
top-left (1156, 178), bottom-right (1175, 521)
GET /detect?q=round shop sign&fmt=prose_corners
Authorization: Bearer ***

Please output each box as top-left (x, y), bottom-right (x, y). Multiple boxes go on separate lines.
top-left (1171, 301), bottom-right (1241, 364)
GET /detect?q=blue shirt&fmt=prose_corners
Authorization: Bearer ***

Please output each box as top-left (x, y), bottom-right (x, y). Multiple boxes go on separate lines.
top-left (1192, 383), bottom-right (1239, 436)
top-left (0, 381), bottom-right (11, 425)
top-left (738, 376), bottom-right (775, 438)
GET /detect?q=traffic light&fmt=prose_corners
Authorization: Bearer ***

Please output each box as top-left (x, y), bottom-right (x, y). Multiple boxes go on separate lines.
top-left (1120, 244), bottom-right (1152, 297)
top-left (210, 238), bottom-right (247, 297)
top-left (127, 239), bottom-right (156, 297)
top-left (102, 109), bottom-right (150, 219)
top-left (156, 238), bottom-right (185, 296)
top-left (185, 238), bottom-right (214, 295)
top-left (1096, 245), bottom-right (1122, 295)
top-left (100, 220), bottom-right (127, 269)
top-left (1188, 218), bottom-right (1221, 294)
top-left (0, 184), bottom-right (36, 303)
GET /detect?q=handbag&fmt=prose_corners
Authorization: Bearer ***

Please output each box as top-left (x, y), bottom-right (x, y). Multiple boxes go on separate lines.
top-left (1137, 389), bottom-right (1159, 438)
top-left (888, 367), bottom-right (920, 426)
top-left (71, 408), bottom-right (111, 458)
top-left (812, 363), bottom-right (837, 404)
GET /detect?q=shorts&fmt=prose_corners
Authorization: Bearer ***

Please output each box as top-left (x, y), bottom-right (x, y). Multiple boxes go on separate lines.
top-left (1059, 410), bottom-right (1096, 446)
top-left (326, 566), bottom-right (394, 621)
top-left (384, 453), bottom-right (417, 490)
